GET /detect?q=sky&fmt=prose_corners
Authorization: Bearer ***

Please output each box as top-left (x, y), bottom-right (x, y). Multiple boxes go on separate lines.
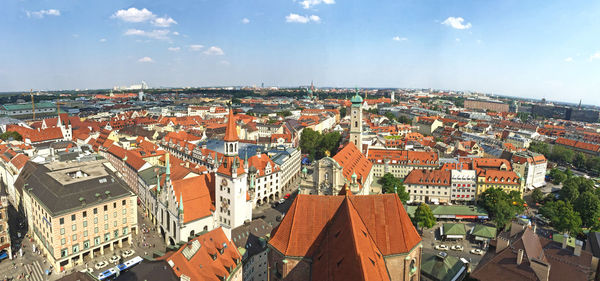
top-left (1, 0), bottom-right (600, 104)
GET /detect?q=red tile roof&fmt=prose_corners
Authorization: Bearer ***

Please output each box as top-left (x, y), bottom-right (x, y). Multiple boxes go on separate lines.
top-left (404, 169), bottom-right (451, 186)
top-left (162, 227), bottom-right (241, 281)
top-left (332, 142), bottom-right (372, 186)
top-left (172, 173), bottom-right (215, 223)
top-left (367, 149), bottom-right (438, 166)
top-left (269, 194), bottom-right (421, 258)
top-left (246, 154), bottom-right (279, 176)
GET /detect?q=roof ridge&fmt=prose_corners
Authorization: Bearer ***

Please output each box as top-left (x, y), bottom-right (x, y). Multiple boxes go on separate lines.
top-left (283, 194), bottom-right (300, 256)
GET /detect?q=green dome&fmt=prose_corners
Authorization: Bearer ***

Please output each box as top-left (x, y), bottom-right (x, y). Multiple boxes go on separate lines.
top-left (350, 93), bottom-right (363, 104)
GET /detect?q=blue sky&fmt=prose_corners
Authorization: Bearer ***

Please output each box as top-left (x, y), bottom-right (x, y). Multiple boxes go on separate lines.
top-left (1, 0), bottom-right (600, 104)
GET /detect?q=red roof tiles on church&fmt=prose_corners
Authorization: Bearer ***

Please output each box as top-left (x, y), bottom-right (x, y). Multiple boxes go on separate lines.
top-left (269, 194), bottom-right (421, 259)
top-left (332, 142), bottom-right (372, 186)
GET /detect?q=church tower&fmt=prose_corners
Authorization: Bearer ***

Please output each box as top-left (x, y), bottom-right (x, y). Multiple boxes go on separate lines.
top-left (350, 89), bottom-right (364, 153)
top-left (215, 108), bottom-right (251, 230)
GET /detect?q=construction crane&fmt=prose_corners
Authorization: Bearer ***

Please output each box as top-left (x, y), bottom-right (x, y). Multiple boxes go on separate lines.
top-left (30, 89), bottom-right (35, 120)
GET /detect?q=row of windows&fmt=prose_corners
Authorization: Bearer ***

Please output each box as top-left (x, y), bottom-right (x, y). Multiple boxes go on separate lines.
top-left (60, 227), bottom-right (128, 257)
top-left (60, 216), bottom-right (128, 236)
top-left (59, 200), bottom-right (128, 225)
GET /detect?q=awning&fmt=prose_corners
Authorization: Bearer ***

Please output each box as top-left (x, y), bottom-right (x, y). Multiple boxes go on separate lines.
top-left (0, 251), bottom-right (8, 260)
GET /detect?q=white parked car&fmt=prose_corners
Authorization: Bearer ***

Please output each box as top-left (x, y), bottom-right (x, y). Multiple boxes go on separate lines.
top-left (470, 249), bottom-right (484, 255)
top-left (278, 198), bottom-right (285, 204)
top-left (95, 261), bottom-right (108, 270)
top-left (122, 249), bottom-right (135, 258)
top-left (109, 255), bottom-right (120, 263)
top-left (451, 245), bottom-right (464, 251)
top-left (434, 244), bottom-right (448, 251)
top-left (80, 268), bottom-right (93, 274)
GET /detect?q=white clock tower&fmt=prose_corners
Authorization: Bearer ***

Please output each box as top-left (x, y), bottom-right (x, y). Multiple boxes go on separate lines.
top-left (215, 108), bottom-right (252, 230)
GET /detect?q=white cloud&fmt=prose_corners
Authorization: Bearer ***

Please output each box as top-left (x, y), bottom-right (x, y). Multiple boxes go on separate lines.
top-left (168, 47), bottom-right (181, 52)
top-left (442, 17), bottom-right (472, 30)
top-left (219, 60), bottom-right (231, 66)
top-left (188, 44), bottom-right (204, 51)
top-left (124, 29), bottom-right (170, 40)
top-left (153, 16), bottom-right (177, 27)
top-left (455, 38), bottom-right (461, 42)
top-left (590, 52), bottom-right (600, 61)
top-left (392, 36), bottom-right (407, 41)
top-left (476, 39), bottom-right (483, 44)
top-left (309, 15), bottom-right (321, 23)
top-left (99, 38), bottom-right (107, 42)
top-left (285, 13), bottom-right (321, 23)
top-left (112, 8), bottom-right (155, 23)
top-left (564, 57), bottom-right (573, 62)
top-left (26, 9), bottom-right (60, 18)
top-left (138, 56), bottom-right (154, 63)
top-left (173, 31), bottom-right (180, 36)
top-left (204, 46), bottom-right (225, 55)
top-left (299, 0), bottom-right (335, 9)
top-left (242, 18), bottom-right (250, 24)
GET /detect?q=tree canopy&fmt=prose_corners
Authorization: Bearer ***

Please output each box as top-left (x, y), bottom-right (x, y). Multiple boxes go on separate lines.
top-left (478, 188), bottom-right (524, 229)
top-left (0, 131), bottom-right (22, 141)
top-left (299, 128), bottom-right (342, 161)
top-left (540, 200), bottom-right (581, 234)
top-left (378, 173), bottom-right (410, 203)
top-left (413, 203), bottom-right (436, 231)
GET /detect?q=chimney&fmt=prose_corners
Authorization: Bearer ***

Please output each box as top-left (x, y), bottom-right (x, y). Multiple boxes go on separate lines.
top-left (574, 240), bottom-right (583, 256)
top-left (516, 249), bottom-right (524, 265)
top-left (562, 233), bottom-right (569, 249)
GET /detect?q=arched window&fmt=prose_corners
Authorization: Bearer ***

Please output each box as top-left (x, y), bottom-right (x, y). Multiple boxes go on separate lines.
top-left (229, 143), bottom-right (233, 153)
top-left (355, 121), bottom-right (358, 127)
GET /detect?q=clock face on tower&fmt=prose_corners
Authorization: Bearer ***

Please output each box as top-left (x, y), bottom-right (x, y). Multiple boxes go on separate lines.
top-left (222, 179), bottom-right (228, 186)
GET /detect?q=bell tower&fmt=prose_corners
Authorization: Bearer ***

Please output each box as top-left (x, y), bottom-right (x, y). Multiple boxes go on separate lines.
top-left (350, 89), bottom-right (364, 153)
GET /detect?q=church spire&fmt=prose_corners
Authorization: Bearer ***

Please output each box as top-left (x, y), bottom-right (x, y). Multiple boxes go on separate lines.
top-left (224, 108), bottom-right (238, 142)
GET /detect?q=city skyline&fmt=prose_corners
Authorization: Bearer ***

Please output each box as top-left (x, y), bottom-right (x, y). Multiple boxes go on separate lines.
top-left (2, 0), bottom-right (600, 104)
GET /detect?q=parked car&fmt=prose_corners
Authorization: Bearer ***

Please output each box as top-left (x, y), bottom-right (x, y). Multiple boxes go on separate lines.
top-left (470, 249), bottom-right (484, 255)
top-left (95, 261), bottom-right (108, 270)
top-left (283, 193), bottom-right (291, 199)
top-left (278, 198), bottom-right (285, 204)
top-left (434, 244), bottom-right (448, 251)
top-left (451, 245), bottom-right (464, 251)
top-left (109, 255), bottom-right (120, 263)
top-left (80, 268), bottom-right (93, 274)
top-left (122, 249), bottom-right (135, 258)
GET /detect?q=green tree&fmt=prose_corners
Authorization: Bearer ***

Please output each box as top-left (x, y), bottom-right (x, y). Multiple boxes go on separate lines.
top-left (529, 141), bottom-right (550, 156)
top-left (531, 188), bottom-right (544, 203)
top-left (278, 110), bottom-right (292, 117)
top-left (574, 191), bottom-right (600, 228)
top-left (384, 112), bottom-right (397, 122)
top-left (339, 106), bottom-right (347, 117)
top-left (574, 152), bottom-right (587, 170)
top-left (559, 182), bottom-right (579, 203)
top-left (397, 115), bottom-right (412, 125)
top-left (317, 132), bottom-right (342, 159)
top-left (378, 173), bottom-right (410, 202)
top-left (540, 200), bottom-right (581, 234)
top-left (414, 203), bottom-right (436, 231)
top-left (300, 128), bottom-right (322, 161)
top-left (478, 188), bottom-right (524, 229)
top-left (549, 168), bottom-right (566, 184)
top-left (550, 146), bottom-right (574, 164)
top-left (0, 131), bottom-right (22, 141)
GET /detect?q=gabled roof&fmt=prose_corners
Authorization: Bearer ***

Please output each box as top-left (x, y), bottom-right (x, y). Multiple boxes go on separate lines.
top-left (269, 194), bottom-right (421, 259)
top-left (172, 174), bottom-right (215, 223)
top-left (332, 142), bottom-right (372, 186)
top-left (311, 197), bottom-right (390, 281)
top-left (162, 227), bottom-right (242, 281)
